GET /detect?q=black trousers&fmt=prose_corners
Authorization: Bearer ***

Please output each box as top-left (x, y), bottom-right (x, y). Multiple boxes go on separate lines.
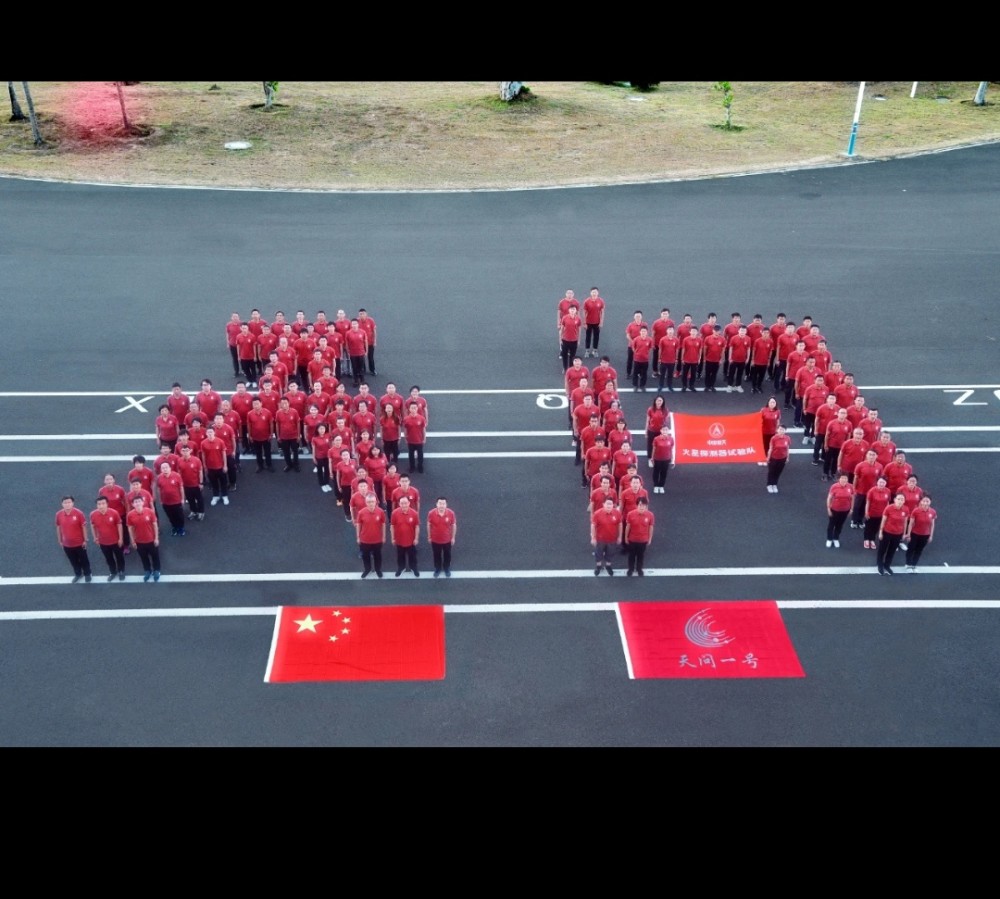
top-left (812, 433), bottom-right (825, 464)
top-left (240, 358), bottom-right (258, 383)
top-left (99, 543), bottom-right (125, 575)
top-left (63, 545), bottom-right (92, 577)
top-left (253, 439), bottom-right (273, 470)
top-left (766, 457), bottom-right (786, 487)
top-left (226, 454), bottom-right (239, 487)
top-left (905, 534), bottom-right (930, 567)
top-left (823, 444), bottom-right (843, 478)
top-left (407, 443), bottom-right (425, 473)
top-left (658, 363), bottom-right (679, 391)
top-left (750, 364), bottom-right (768, 392)
top-left (136, 541), bottom-right (161, 573)
top-left (432, 542), bottom-right (453, 572)
top-left (627, 541), bottom-right (648, 574)
top-left (632, 362), bottom-right (649, 389)
top-left (727, 363), bottom-right (745, 388)
top-left (395, 545), bottom-right (419, 573)
top-left (350, 355), bottom-right (366, 385)
top-left (383, 439), bottom-right (399, 465)
top-left (360, 542), bottom-right (383, 575)
top-left (827, 510), bottom-right (849, 540)
top-left (877, 532), bottom-right (903, 571)
top-left (682, 362), bottom-right (698, 389)
top-left (367, 345), bottom-right (376, 374)
top-left (184, 485), bottom-right (205, 515)
top-left (206, 467), bottom-right (228, 497)
top-left (585, 324), bottom-right (601, 350)
top-left (653, 459), bottom-right (670, 488)
top-left (280, 439), bottom-right (300, 470)
top-left (773, 360), bottom-right (787, 391)
top-left (704, 361), bottom-right (721, 390)
top-left (851, 494), bottom-right (867, 526)
top-left (163, 503), bottom-right (185, 531)
top-left (560, 340), bottom-right (578, 370)
top-left (229, 345), bottom-right (241, 376)
top-left (864, 515), bottom-right (882, 544)
top-left (802, 410), bottom-right (815, 437)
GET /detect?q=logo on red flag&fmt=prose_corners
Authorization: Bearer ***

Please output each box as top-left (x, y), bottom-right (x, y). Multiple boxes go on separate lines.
top-left (265, 605), bottom-right (446, 683)
top-left (671, 412), bottom-right (765, 464)
top-left (617, 601), bottom-right (805, 679)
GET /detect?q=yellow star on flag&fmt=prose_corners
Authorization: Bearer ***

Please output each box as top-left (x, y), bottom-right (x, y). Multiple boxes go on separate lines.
top-left (293, 614), bottom-right (322, 633)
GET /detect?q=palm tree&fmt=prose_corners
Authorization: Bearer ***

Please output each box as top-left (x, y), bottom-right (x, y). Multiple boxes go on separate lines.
top-left (115, 81), bottom-right (132, 132)
top-left (8, 81), bottom-right (25, 121)
top-left (21, 81), bottom-right (44, 146)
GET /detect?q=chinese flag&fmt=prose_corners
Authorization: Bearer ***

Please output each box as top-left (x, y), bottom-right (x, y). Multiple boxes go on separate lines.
top-left (617, 601), bottom-right (804, 679)
top-left (671, 412), bottom-right (765, 464)
top-left (265, 605), bottom-right (446, 683)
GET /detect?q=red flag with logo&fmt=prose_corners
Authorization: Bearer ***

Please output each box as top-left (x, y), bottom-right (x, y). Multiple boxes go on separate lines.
top-left (671, 412), bottom-right (765, 464)
top-left (617, 601), bottom-right (804, 679)
top-left (265, 605), bottom-right (446, 683)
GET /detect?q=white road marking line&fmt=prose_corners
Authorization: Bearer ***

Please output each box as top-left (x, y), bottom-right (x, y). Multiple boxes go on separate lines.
top-left (2, 565), bottom-right (999, 587)
top-left (3, 598), bottom-right (1000, 622)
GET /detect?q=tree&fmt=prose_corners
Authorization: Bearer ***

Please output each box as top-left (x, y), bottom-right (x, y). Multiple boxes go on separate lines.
top-left (714, 81), bottom-right (734, 129)
top-left (499, 82), bottom-right (525, 102)
top-left (115, 81), bottom-right (132, 132)
top-left (974, 81), bottom-right (989, 106)
top-left (21, 81), bottom-right (44, 146)
top-left (263, 81), bottom-right (279, 109)
top-left (7, 81), bottom-right (25, 121)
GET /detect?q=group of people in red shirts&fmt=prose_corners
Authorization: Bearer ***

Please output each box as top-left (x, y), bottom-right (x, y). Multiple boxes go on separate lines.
top-left (559, 295), bottom-right (940, 578)
top-left (55, 307), bottom-right (460, 583)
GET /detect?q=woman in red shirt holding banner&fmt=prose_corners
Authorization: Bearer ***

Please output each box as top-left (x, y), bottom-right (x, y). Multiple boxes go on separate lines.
top-left (759, 396), bottom-right (781, 464)
top-left (645, 395), bottom-right (669, 466)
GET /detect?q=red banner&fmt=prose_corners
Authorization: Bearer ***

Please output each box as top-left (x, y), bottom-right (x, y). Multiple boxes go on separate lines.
top-left (265, 605), bottom-right (446, 683)
top-left (671, 412), bottom-right (765, 464)
top-left (617, 601), bottom-right (805, 679)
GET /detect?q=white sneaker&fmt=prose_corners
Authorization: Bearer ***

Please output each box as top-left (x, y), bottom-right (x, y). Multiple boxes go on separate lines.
top-left (773, 486), bottom-right (779, 493)
top-left (802, 436), bottom-right (809, 445)
top-left (222, 496), bottom-right (230, 505)
top-left (833, 540), bottom-right (840, 548)
top-left (735, 386), bottom-right (744, 393)
top-left (826, 540), bottom-right (832, 548)
top-left (899, 542), bottom-right (908, 551)
top-left (210, 497), bottom-right (219, 506)
top-left (321, 484), bottom-right (333, 493)
top-left (648, 459), bottom-right (654, 468)
top-left (313, 466), bottom-right (318, 473)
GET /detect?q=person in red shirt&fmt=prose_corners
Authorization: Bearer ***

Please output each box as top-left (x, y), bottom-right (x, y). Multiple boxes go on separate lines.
top-left (850, 449), bottom-right (883, 529)
top-left (556, 290), bottom-right (580, 358)
top-left (235, 322), bottom-right (259, 386)
top-left (127, 495), bottom-right (160, 582)
top-left (628, 326), bottom-right (653, 392)
top-left (825, 473), bottom-right (855, 548)
top-left (128, 455), bottom-right (155, 497)
top-left (166, 382), bottom-right (191, 428)
top-left (680, 328), bottom-right (704, 392)
top-left (793, 356), bottom-right (820, 430)
top-left (773, 321), bottom-right (798, 393)
top-left (822, 407), bottom-right (852, 481)
top-left (382, 463), bottom-right (402, 509)
top-left (275, 397), bottom-right (301, 473)
top-left (591, 356), bottom-right (618, 396)
top-left (355, 308), bottom-right (377, 376)
top-left (644, 395), bottom-right (669, 464)
top-left (765, 424), bottom-right (791, 493)
top-left (625, 497), bottom-right (655, 576)
top-left (802, 375), bottom-right (828, 445)
top-left (201, 426), bottom-right (230, 506)
top-left (625, 311), bottom-right (648, 379)
top-left (390, 474), bottom-right (421, 515)
top-left (877, 493), bottom-right (908, 575)
top-left (390, 495), bottom-right (421, 577)
top-left (127, 478), bottom-right (156, 521)
top-left (303, 404), bottom-right (327, 458)
top-left (701, 325), bottom-right (727, 392)
top-left (352, 400), bottom-right (377, 443)
top-left (823, 360), bottom-right (845, 395)
top-left (650, 425), bottom-right (675, 494)
top-left (344, 318), bottom-right (369, 387)
top-left (356, 493), bottom-right (386, 578)
top-left (760, 396), bottom-right (781, 458)
top-left (767, 312), bottom-right (788, 379)
top-left (196, 379), bottom-right (223, 421)
top-left (154, 404), bottom-right (181, 452)
top-left (229, 382), bottom-right (255, 454)
top-left (177, 444), bottom-right (206, 521)
top-left (834, 373), bottom-right (859, 408)
top-left (310, 423), bottom-right (334, 492)
top-left (596, 381), bottom-right (619, 419)
top-left (565, 358), bottom-right (590, 412)
top-left (582, 287), bottom-right (605, 358)
top-left (99, 474), bottom-right (131, 554)
top-left (349, 479), bottom-right (376, 525)
top-left (246, 396), bottom-right (275, 473)
top-left (365, 445), bottom-right (389, 505)
top-left (379, 403), bottom-right (401, 465)
top-left (154, 459), bottom-right (186, 537)
top-left (559, 305), bottom-right (583, 371)
top-left (884, 451), bottom-right (913, 496)
top-left (872, 431), bottom-right (897, 468)
top-left (657, 326), bottom-right (682, 392)
top-left (725, 324), bottom-right (752, 393)
top-left (56, 496), bottom-right (92, 582)
top-left (589, 474), bottom-right (618, 515)
top-left (355, 430), bottom-right (375, 469)
top-left (744, 314), bottom-right (765, 381)
top-left (812, 393), bottom-right (839, 465)
top-left (225, 312), bottom-right (243, 378)
top-left (605, 417), bottom-right (631, 454)
top-left (427, 497), bottom-right (457, 577)
top-left (863, 475), bottom-right (892, 550)
top-left (749, 328), bottom-right (773, 395)
top-left (783, 339), bottom-right (809, 411)
top-left (898, 475), bottom-right (924, 521)
top-left (584, 432), bottom-right (613, 489)
top-left (591, 496), bottom-right (623, 576)
top-left (602, 398), bottom-right (625, 433)
top-left (90, 495), bottom-right (125, 581)
top-left (292, 330), bottom-right (317, 389)
top-left (904, 495), bottom-right (937, 571)
top-left (837, 428), bottom-right (870, 482)
top-left (651, 308), bottom-right (675, 373)
top-left (211, 412), bottom-right (239, 491)
top-left (402, 401), bottom-right (428, 474)
top-left (846, 395), bottom-right (870, 429)
top-left (332, 448), bottom-right (358, 517)
top-left (859, 408), bottom-right (883, 445)
top-left (407, 386), bottom-right (429, 425)
top-left (810, 339), bottom-right (832, 375)
top-left (613, 441), bottom-right (638, 484)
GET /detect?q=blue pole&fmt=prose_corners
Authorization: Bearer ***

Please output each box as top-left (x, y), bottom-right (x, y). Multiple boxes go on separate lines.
top-left (845, 81), bottom-right (866, 158)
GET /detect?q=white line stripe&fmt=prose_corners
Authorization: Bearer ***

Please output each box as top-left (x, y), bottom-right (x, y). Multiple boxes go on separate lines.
top-left (1, 446), bottom-right (998, 463)
top-left (2, 565), bottom-right (999, 587)
top-left (3, 598), bottom-right (1000, 622)
top-left (614, 604), bottom-right (636, 679)
top-left (1, 385), bottom-right (999, 398)
top-left (3, 425), bottom-right (999, 442)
